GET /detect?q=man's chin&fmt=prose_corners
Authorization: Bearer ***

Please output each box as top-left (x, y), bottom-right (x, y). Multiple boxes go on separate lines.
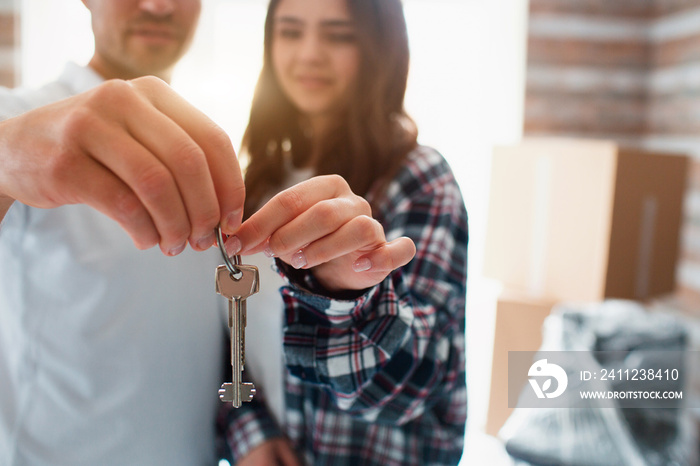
top-left (127, 54), bottom-right (181, 78)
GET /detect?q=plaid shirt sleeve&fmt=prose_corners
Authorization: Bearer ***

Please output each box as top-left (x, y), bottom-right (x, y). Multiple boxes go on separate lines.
top-left (277, 146), bottom-right (468, 426)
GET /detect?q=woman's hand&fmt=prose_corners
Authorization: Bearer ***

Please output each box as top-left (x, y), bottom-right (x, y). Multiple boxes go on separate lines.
top-left (236, 437), bottom-right (301, 466)
top-left (227, 175), bottom-right (416, 292)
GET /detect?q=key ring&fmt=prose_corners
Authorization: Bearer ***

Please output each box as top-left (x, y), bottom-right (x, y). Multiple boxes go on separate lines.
top-left (216, 226), bottom-right (241, 276)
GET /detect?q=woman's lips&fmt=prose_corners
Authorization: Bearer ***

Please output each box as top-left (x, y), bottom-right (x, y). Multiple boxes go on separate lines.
top-left (296, 75), bottom-right (332, 89)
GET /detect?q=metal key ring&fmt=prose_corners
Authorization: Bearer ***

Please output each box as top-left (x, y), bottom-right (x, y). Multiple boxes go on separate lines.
top-left (216, 226), bottom-right (241, 276)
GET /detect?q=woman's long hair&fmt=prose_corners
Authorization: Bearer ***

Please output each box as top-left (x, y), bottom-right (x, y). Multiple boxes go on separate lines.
top-left (241, 0), bottom-right (418, 217)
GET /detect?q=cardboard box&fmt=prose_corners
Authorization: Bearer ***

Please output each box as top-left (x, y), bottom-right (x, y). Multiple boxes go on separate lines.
top-left (483, 138), bottom-right (689, 302)
top-left (484, 291), bottom-right (556, 437)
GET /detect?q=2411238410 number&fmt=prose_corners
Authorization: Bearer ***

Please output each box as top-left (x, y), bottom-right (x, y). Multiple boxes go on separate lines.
top-left (598, 368), bottom-right (680, 381)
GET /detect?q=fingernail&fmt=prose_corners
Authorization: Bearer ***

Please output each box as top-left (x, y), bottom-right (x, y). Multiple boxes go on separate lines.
top-left (224, 209), bottom-right (242, 232)
top-left (195, 231), bottom-right (216, 250)
top-left (225, 235), bottom-right (242, 256)
top-left (352, 257), bottom-right (372, 272)
top-left (291, 250), bottom-right (307, 269)
top-left (167, 242), bottom-right (187, 256)
top-left (263, 240), bottom-right (275, 258)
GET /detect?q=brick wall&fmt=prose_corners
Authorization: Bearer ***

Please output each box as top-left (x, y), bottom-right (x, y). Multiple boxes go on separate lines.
top-left (647, 3), bottom-right (700, 293)
top-left (525, 0), bottom-right (651, 138)
top-left (524, 0), bottom-right (700, 296)
top-left (0, 0), bottom-right (19, 88)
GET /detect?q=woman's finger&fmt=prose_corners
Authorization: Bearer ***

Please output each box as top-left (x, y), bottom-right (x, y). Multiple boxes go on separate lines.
top-left (234, 175), bottom-right (368, 253)
top-left (308, 237), bottom-right (416, 291)
top-left (354, 237), bottom-right (417, 274)
top-left (266, 197), bottom-right (369, 258)
top-left (287, 215), bottom-right (385, 269)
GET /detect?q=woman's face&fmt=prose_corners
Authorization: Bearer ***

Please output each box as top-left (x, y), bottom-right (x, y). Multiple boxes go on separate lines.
top-left (271, 0), bottom-right (360, 128)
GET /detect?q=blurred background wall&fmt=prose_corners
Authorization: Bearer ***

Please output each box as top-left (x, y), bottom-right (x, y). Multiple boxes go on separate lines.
top-left (524, 0), bottom-right (700, 296)
top-left (0, 0), bottom-right (18, 87)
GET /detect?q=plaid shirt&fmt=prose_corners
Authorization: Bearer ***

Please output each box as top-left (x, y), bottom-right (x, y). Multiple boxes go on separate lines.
top-left (217, 146), bottom-right (468, 465)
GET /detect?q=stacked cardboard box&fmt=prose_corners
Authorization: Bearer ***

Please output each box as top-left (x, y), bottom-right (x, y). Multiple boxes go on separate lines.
top-left (483, 291), bottom-right (555, 436)
top-left (482, 138), bottom-right (689, 436)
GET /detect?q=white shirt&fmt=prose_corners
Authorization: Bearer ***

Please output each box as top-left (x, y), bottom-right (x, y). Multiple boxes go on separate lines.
top-left (0, 64), bottom-right (226, 465)
top-left (245, 253), bottom-right (285, 425)
top-left (245, 166), bottom-right (313, 428)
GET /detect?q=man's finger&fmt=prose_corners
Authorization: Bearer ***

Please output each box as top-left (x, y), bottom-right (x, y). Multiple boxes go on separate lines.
top-left (129, 77), bottom-right (245, 235)
top-left (79, 111), bottom-right (192, 254)
top-left (67, 155), bottom-right (160, 250)
top-left (124, 96), bottom-right (220, 250)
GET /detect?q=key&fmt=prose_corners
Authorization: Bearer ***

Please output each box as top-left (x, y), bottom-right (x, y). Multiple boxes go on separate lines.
top-left (215, 261), bottom-right (259, 407)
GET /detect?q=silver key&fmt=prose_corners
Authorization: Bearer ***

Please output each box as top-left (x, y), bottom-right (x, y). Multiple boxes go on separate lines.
top-left (215, 262), bottom-right (259, 407)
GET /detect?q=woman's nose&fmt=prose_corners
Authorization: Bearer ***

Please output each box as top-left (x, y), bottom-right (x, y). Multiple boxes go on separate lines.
top-left (297, 33), bottom-right (325, 63)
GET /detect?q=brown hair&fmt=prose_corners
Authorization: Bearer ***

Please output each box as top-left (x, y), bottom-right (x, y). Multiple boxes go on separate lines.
top-left (241, 0), bottom-right (418, 218)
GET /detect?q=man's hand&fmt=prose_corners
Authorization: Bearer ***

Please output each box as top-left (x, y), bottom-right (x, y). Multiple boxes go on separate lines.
top-left (228, 175), bottom-right (416, 292)
top-left (0, 76), bottom-right (245, 255)
top-left (237, 437), bottom-right (302, 466)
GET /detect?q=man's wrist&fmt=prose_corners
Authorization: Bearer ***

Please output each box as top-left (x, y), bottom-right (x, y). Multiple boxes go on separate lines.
top-left (0, 195), bottom-right (14, 222)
